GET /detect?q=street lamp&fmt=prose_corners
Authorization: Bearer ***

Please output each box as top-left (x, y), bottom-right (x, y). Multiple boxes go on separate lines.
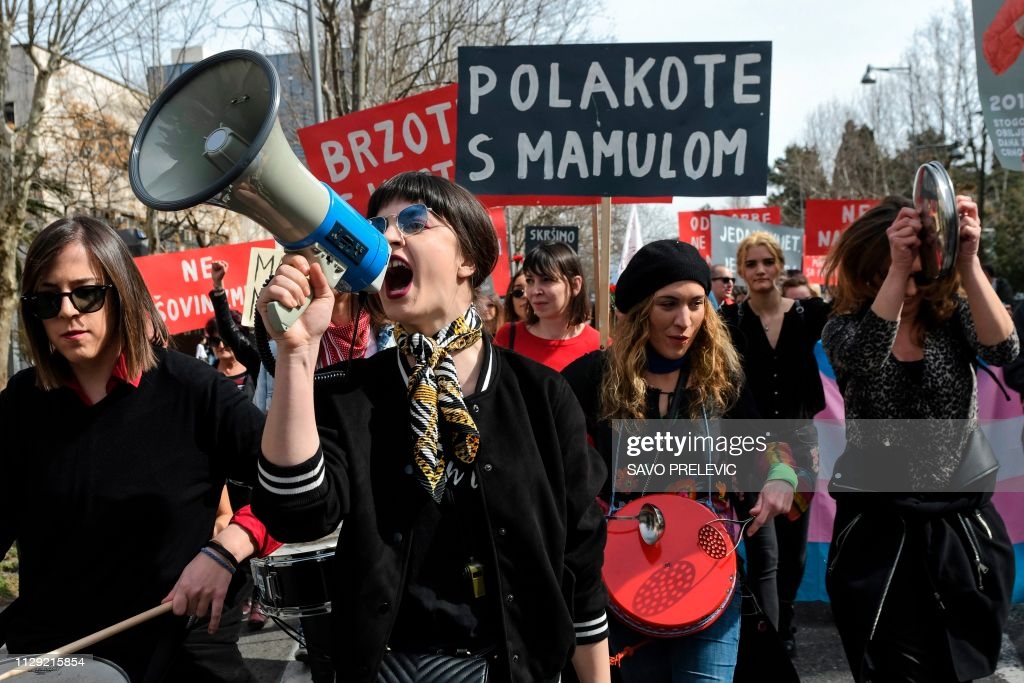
top-left (861, 64), bottom-right (912, 84)
top-left (861, 63), bottom-right (917, 167)
top-left (914, 141), bottom-right (965, 164)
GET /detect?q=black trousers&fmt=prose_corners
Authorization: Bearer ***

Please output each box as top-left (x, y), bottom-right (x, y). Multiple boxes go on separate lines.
top-left (301, 613), bottom-right (336, 683)
top-left (828, 509), bottom-right (962, 683)
top-left (166, 570), bottom-right (256, 683)
top-left (774, 507), bottom-right (811, 635)
top-left (735, 498), bottom-right (779, 628)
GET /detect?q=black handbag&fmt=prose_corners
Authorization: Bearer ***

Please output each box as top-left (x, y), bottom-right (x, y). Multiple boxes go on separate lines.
top-left (830, 427), bottom-right (999, 494)
top-left (377, 650), bottom-right (490, 683)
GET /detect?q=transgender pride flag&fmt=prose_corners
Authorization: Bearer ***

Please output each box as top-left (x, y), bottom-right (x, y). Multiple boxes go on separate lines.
top-left (797, 343), bottom-right (1024, 603)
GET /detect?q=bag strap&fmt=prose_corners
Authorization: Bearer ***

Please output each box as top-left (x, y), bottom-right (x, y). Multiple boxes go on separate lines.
top-left (973, 356), bottom-right (1012, 402)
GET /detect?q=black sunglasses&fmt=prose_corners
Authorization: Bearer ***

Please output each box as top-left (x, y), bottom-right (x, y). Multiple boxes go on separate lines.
top-left (368, 204), bottom-right (436, 235)
top-left (712, 277), bottom-right (736, 284)
top-left (511, 288), bottom-right (525, 299)
top-left (22, 284), bottom-right (113, 319)
top-left (207, 336), bottom-right (224, 347)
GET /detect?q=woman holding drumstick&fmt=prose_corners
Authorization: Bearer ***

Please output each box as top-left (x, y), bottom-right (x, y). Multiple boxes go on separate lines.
top-left (0, 216), bottom-right (265, 681)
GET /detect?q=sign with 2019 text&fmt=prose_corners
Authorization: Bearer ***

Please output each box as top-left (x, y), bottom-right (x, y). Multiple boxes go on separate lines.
top-left (456, 42), bottom-right (772, 197)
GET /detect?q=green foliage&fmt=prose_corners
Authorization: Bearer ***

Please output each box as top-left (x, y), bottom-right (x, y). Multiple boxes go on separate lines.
top-left (767, 144), bottom-right (830, 227)
top-left (0, 545), bottom-right (17, 602)
top-left (769, 125), bottom-right (1024, 297)
top-left (978, 164), bottom-right (1024, 294)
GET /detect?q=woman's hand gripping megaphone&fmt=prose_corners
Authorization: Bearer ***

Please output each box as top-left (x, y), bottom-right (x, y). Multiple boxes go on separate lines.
top-left (257, 252), bottom-right (336, 355)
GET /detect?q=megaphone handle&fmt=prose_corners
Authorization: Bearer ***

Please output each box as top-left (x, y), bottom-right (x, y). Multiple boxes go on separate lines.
top-left (264, 248), bottom-right (346, 334)
top-left (265, 298), bottom-right (310, 334)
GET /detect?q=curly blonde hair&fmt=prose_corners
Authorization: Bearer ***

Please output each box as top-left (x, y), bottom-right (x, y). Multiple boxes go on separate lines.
top-left (600, 293), bottom-right (742, 420)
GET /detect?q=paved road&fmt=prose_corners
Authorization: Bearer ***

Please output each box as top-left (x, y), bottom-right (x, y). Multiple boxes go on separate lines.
top-left (2, 602), bottom-right (1021, 681)
top-left (237, 602), bottom-right (1024, 682)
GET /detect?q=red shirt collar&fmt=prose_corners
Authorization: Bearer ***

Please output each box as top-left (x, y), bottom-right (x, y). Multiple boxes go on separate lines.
top-left (66, 354), bottom-right (142, 405)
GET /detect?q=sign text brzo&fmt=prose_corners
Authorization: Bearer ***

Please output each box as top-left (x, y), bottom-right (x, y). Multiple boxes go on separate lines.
top-left (456, 42), bottom-right (772, 197)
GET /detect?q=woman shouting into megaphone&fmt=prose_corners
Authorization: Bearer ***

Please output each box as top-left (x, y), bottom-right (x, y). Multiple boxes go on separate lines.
top-left (252, 172), bottom-right (612, 683)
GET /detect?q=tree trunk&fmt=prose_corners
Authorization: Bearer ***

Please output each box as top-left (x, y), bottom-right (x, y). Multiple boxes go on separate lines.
top-left (0, 204), bottom-right (27, 387)
top-left (350, 0), bottom-right (372, 112)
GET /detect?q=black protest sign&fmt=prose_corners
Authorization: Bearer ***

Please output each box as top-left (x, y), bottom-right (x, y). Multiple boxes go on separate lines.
top-left (456, 42), bottom-right (771, 198)
top-left (524, 225), bottom-right (580, 255)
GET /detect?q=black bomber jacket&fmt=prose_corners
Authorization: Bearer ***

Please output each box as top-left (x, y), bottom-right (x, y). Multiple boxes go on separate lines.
top-left (252, 344), bottom-right (609, 682)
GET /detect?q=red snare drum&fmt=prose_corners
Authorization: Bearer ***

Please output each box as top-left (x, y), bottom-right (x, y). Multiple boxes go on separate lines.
top-left (603, 494), bottom-right (737, 637)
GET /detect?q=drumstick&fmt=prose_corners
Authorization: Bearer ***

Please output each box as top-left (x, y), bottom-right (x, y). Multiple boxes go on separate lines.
top-left (0, 602), bottom-right (174, 680)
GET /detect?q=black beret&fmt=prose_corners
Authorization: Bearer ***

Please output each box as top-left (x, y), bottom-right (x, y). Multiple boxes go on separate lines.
top-left (615, 239), bottom-right (711, 313)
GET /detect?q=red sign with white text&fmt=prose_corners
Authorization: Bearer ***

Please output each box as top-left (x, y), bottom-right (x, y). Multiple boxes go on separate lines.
top-left (299, 85), bottom-right (460, 215)
top-left (678, 207), bottom-right (781, 260)
top-left (135, 240), bottom-right (274, 335)
top-left (489, 208), bottom-right (510, 296)
top-left (297, 85), bottom-right (670, 215)
top-left (804, 199), bottom-right (879, 257)
top-left (802, 254), bottom-right (827, 285)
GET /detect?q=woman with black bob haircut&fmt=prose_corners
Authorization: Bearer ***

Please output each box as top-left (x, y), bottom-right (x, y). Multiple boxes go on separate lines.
top-left (1, 216), bottom-right (265, 680)
top-left (252, 172), bottom-right (611, 682)
top-left (821, 194), bottom-right (1018, 683)
top-left (494, 241), bottom-right (600, 371)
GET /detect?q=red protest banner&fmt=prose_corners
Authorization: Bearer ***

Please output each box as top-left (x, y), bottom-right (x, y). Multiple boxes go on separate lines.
top-left (298, 85), bottom-right (671, 215)
top-left (489, 207), bottom-right (511, 296)
top-left (804, 199), bottom-right (879, 257)
top-left (135, 240), bottom-right (275, 335)
top-left (677, 207), bottom-right (781, 260)
top-left (299, 85), bottom-right (460, 215)
top-left (802, 254), bottom-right (828, 285)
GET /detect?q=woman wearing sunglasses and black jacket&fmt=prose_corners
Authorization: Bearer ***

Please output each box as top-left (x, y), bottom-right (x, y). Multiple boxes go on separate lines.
top-left (0, 216), bottom-right (265, 681)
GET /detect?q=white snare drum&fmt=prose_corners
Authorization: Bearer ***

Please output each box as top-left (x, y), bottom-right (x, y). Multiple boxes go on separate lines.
top-left (0, 656), bottom-right (129, 682)
top-left (250, 529), bottom-right (339, 618)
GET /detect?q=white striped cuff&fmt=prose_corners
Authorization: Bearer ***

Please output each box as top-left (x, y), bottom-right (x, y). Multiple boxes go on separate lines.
top-left (258, 450), bottom-right (325, 497)
top-left (574, 610), bottom-right (609, 641)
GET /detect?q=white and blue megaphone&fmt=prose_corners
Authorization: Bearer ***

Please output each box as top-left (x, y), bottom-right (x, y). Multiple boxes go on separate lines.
top-left (128, 49), bottom-right (389, 332)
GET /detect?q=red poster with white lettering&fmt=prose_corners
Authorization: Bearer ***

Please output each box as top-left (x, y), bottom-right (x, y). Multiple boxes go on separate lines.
top-left (677, 207), bottom-right (781, 260)
top-left (489, 207), bottom-right (511, 296)
top-left (802, 254), bottom-right (828, 285)
top-left (135, 240), bottom-right (274, 335)
top-left (803, 199), bottom-right (879, 257)
top-left (298, 85), bottom-right (671, 215)
top-left (299, 86), bottom-right (460, 215)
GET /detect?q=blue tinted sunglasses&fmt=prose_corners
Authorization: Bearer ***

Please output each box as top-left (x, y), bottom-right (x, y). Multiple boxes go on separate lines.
top-left (368, 204), bottom-right (437, 235)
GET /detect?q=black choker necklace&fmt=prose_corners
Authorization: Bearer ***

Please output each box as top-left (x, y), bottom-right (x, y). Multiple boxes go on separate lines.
top-left (646, 344), bottom-right (689, 374)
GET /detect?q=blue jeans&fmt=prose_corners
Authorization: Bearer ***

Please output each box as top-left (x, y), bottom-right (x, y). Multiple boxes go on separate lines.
top-left (608, 588), bottom-right (742, 683)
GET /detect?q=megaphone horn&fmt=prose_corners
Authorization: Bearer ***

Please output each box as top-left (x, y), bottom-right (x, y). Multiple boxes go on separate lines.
top-left (128, 49), bottom-right (390, 332)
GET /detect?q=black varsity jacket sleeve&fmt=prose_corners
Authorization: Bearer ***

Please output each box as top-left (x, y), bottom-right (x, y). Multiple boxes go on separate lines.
top-left (552, 376), bottom-right (610, 644)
